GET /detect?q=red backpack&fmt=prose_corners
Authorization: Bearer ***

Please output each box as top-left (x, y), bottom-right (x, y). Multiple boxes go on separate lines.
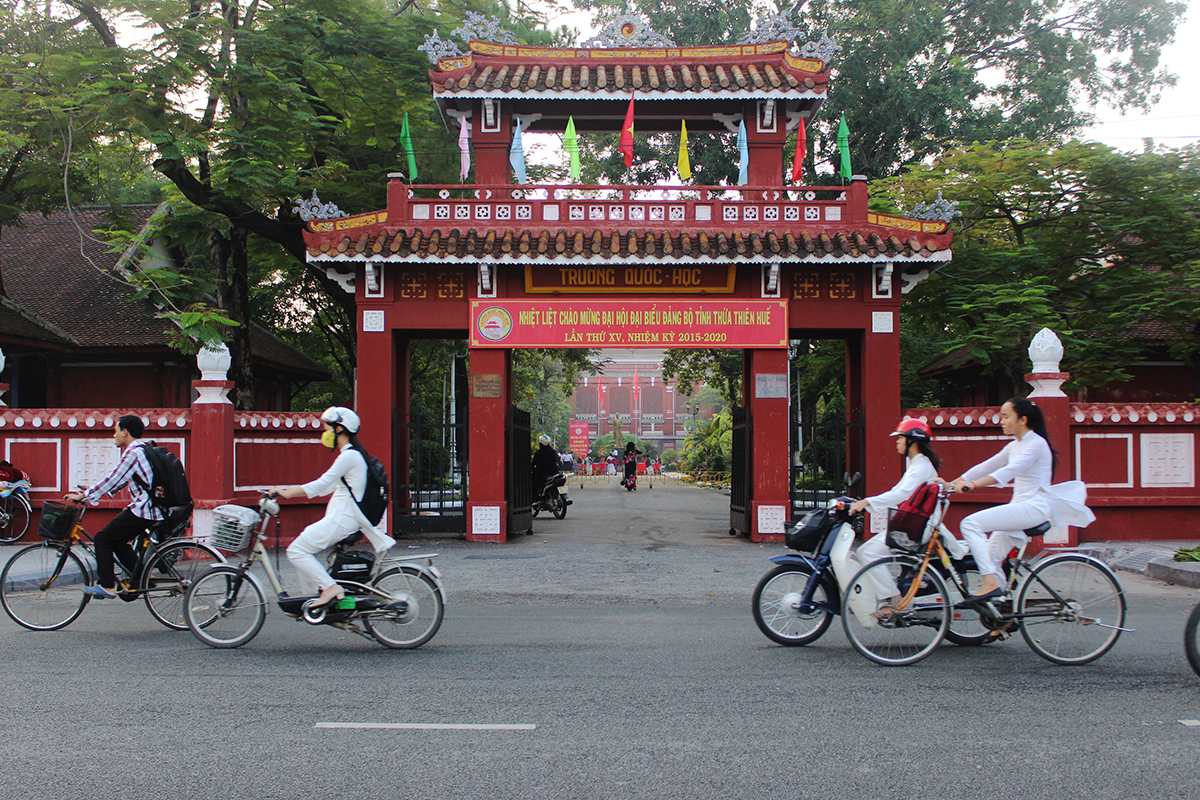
top-left (886, 482), bottom-right (940, 552)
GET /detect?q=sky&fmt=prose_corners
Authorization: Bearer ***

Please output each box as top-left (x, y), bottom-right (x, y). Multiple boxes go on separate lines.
top-left (1080, 0), bottom-right (1200, 151)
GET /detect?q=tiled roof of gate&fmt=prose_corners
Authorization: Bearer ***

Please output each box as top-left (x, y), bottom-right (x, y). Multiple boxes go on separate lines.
top-left (305, 225), bottom-right (949, 262)
top-left (431, 40), bottom-right (830, 99)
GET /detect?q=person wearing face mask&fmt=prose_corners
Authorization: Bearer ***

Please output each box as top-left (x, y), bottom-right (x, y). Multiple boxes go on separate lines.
top-left (270, 406), bottom-right (396, 608)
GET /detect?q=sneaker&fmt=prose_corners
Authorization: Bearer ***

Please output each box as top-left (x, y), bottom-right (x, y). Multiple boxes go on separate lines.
top-left (83, 585), bottom-right (118, 599)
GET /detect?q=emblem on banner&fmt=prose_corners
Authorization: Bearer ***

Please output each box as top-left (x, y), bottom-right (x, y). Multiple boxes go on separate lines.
top-left (477, 306), bottom-right (513, 342)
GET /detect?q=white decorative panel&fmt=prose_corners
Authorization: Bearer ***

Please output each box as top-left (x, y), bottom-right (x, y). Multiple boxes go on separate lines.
top-left (70, 438), bottom-right (120, 492)
top-left (629, 206), bottom-right (645, 221)
top-left (434, 204), bottom-right (450, 219)
top-left (362, 310), bottom-right (385, 332)
top-left (1141, 433), bottom-right (1194, 487)
top-left (669, 206), bottom-right (685, 222)
top-left (609, 206), bottom-right (625, 221)
top-left (871, 311), bottom-right (894, 334)
top-left (723, 206), bottom-right (738, 221)
top-left (569, 205), bottom-right (584, 220)
top-left (412, 204), bottom-right (430, 220)
top-left (696, 205), bottom-right (712, 221)
top-left (454, 205), bottom-right (470, 220)
top-left (826, 207), bottom-right (842, 221)
top-left (542, 205), bottom-right (560, 221)
top-left (474, 205), bottom-right (491, 220)
top-left (805, 207), bottom-right (820, 221)
top-left (784, 207), bottom-right (800, 221)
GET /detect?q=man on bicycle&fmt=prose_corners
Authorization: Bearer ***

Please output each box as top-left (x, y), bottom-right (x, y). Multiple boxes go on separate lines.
top-left (65, 414), bottom-right (163, 599)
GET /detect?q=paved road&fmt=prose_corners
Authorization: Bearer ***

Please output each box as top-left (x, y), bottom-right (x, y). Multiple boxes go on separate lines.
top-left (3, 481), bottom-right (1200, 800)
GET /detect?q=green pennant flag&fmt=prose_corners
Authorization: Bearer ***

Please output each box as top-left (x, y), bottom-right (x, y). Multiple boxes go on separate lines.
top-left (401, 112), bottom-right (418, 181)
top-left (564, 116), bottom-right (580, 180)
top-left (837, 114), bottom-right (851, 181)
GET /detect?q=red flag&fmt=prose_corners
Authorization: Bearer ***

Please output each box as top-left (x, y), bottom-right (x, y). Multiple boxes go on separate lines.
top-left (619, 96), bottom-right (635, 168)
top-left (597, 375), bottom-right (604, 416)
top-left (791, 116), bottom-right (807, 183)
top-left (633, 368), bottom-right (639, 407)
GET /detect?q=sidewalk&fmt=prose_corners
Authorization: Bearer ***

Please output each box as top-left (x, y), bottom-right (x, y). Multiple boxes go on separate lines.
top-left (1075, 540), bottom-right (1200, 589)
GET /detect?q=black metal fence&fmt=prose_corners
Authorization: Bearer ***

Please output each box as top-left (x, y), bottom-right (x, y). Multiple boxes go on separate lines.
top-left (790, 404), bottom-right (863, 515)
top-left (392, 410), bottom-right (467, 534)
top-left (729, 405), bottom-right (750, 535)
top-left (508, 406), bottom-right (533, 535)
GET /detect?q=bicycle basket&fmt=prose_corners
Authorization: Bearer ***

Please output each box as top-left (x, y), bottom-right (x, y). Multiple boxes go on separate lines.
top-left (784, 508), bottom-right (835, 554)
top-left (210, 505), bottom-right (260, 552)
top-left (37, 501), bottom-right (81, 540)
top-left (886, 507), bottom-right (933, 554)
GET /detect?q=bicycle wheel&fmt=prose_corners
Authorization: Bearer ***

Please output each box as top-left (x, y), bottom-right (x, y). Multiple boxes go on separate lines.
top-left (364, 566), bottom-right (443, 649)
top-left (943, 562), bottom-right (992, 647)
top-left (141, 541), bottom-right (224, 631)
top-left (1185, 601), bottom-right (1200, 678)
top-left (842, 556), bottom-right (950, 666)
top-left (1017, 554), bottom-right (1126, 665)
top-left (183, 566), bottom-right (266, 648)
top-left (0, 494), bottom-right (31, 544)
top-left (0, 543), bottom-right (90, 630)
top-left (751, 564), bottom-right (834, 646)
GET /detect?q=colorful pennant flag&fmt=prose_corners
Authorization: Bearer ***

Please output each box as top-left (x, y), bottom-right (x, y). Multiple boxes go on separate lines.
top-left (837, 114), bottom-right (852, 180)
top-left (564, 116), bottom-right (580, 180)
top-left (510, 117), bottom-right (527, 184)
top-left (791, 116), bottom-right (806, 183)
top-left (458, 117), bottom-right (470, 183)
top-left (401, 112), bottom-right (417, 181)
top-left (597, 375), bottom-right (604, 416)
top-left (736, 120), bottom-right (749, 186)
top-left (619, 96), bottom-right (635, 168)
top-left (677, 120), bottom-right (691, 181)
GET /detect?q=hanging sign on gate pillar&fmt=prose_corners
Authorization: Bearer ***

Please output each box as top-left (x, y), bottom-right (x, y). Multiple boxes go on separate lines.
top-left (470, 299), bottom-right (788, 348)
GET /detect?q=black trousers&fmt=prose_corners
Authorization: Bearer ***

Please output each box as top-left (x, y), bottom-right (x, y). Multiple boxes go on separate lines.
top-left (93, 508), bottom-right (152, 589)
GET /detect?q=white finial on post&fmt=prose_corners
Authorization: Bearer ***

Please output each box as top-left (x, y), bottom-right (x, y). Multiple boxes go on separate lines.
top-left (1028, 327), bottom-right (1063, 373)
top-left (195, 343), bottom-right (233, 404)
top-left (1026, 328), bottom-right (1067, 398)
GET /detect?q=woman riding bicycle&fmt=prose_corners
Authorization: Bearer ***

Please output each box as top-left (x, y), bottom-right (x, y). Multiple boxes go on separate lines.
top-left (849, 419), bottom-right (964, 615)
top-left (946, 397), bottom-right (1093, 601)
top-left (269, 407), bottom-right (395, 609)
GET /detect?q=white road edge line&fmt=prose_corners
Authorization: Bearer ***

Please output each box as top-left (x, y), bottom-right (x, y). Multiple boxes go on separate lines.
top-left (316, 722), bottom-right (536, 731)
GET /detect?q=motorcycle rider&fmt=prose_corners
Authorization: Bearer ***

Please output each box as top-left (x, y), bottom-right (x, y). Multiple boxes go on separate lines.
top-left (848, 419), bottom-right (964, 616)
top-left (531, 434), bottom-right (560, 500)
top-left (621, 441), bottom-right (642, 487)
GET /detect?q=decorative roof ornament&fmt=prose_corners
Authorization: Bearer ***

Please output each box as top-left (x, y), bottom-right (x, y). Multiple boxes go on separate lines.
top-left (582, 15), bottom-right (676, 48)
top-left (419, 31), bottom-right (463, 66)
top-left (293, 190), bottom-right (348, 222)
top-left (452, 12), bottom-right (518, 46)
top-left (797, 32), bottom-right (842, 64)
top-left (738, 13), bottom-right (805, 46)
top-left (909, 190), bottom-right (962, 223)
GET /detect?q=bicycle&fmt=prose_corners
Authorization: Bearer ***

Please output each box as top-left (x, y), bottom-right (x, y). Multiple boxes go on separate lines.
top-left (0, 480), bottom-right (32, 544)
top-left (0, 499), bottom-right (224, 631)
top-left (182, 494), bottom-right (445, 650)
top-left (842, 483), bottom-right (1129, 666)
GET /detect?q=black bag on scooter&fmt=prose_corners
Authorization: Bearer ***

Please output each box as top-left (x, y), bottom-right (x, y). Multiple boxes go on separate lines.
top-left (784, 508), bottom-right (834, 554)
top-left (329, 550), bottom-right (375, 582)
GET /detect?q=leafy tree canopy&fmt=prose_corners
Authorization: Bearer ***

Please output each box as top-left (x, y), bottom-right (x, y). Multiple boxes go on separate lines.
top-left (876, 139), bottom-right (1200, 393)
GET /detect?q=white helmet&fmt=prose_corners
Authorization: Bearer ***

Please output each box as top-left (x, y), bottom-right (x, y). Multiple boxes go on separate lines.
top-left (537, 434), bottom-right (552, 446)
top-left (321, 406), bottom-right (361, 434)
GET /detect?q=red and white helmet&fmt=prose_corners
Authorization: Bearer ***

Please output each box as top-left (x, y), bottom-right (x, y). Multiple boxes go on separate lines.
top-left (890, 418), bottom-right (933, 442)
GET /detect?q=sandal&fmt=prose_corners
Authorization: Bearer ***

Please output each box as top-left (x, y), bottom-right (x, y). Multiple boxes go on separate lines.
top-left (871, 604), bottom-right (897, 619)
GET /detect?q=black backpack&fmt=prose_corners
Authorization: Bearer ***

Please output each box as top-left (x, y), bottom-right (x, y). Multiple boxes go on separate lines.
top-left (342, 449), bottom-right (390, 526)
top-left (133, 441), bottom-right (193, 512)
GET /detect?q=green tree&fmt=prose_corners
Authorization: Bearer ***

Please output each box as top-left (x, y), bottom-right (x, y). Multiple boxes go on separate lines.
top-left (569, 0), bottom-right (1184, 180)
top-left (661, 349), bottom-right (742, 407)
top-left (878, 139), bottom-right (1200, 393)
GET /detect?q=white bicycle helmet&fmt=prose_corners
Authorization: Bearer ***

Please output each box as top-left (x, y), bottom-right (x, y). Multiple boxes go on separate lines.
top-left (321, 406), bottom-right (361, 434)
top-left (537, 433), bottom-right (552, 446)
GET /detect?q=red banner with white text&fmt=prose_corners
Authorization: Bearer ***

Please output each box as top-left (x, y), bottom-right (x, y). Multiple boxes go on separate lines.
top-left (470, 299), bottom-right (788, 348)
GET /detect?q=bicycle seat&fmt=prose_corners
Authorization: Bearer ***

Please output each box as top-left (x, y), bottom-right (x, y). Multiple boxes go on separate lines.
top-left (1023, 521), bottom-right (1052, 538)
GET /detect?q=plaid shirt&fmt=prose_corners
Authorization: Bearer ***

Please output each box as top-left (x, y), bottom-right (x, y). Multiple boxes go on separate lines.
top-left (83, 440), bottom-right (164, 521)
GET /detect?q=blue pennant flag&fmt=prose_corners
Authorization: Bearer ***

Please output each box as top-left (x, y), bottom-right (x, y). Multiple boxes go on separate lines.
top-left (737, 120), bottom-right (748, 186)
top-left (510, 118), bottom-right (527, 184)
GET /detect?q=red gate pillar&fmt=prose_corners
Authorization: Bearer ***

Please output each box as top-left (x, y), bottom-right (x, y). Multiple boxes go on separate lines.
top-left (746, 349), bottom-right (791, 542)
top-left (1026, 328), bottom-right (1074, 550)
top-left (190, 346), bottom-right (235, 540)
top-left (858, 321), bottom-right (903, 498)
top-left (466, 347), bottom-right (511, 541)
top-left (356, 325), bottom-right (397, 506)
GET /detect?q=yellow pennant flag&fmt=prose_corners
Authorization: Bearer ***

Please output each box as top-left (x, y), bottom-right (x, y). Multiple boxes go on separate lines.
top-left (677, 120), bottom-right (691, 181)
